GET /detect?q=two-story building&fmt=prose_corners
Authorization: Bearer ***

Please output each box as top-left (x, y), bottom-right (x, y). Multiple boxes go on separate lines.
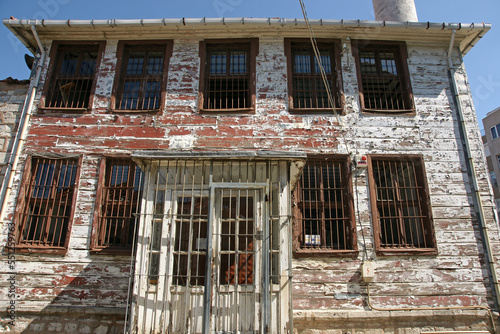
top-left (1, 0), bottom-right (499, 333)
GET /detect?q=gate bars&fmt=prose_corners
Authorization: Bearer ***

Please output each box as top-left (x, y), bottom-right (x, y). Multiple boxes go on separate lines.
top-left (125, 158), bottom-right (297, 334)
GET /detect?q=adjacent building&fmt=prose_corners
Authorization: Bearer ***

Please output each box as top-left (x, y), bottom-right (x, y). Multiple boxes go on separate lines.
top-left (1, 0), bottom-right (499, 333)
top-left (483, 106), bottom-right (500, 211)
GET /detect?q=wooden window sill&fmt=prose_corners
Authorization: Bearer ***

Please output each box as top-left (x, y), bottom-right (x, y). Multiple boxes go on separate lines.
top-left (199, 108), bottom-right (255, 114)
top-left (37, 107), bottom-right (89, 113)
top-left (293, 249), bottom-right (358, 258)
top-left (90, 247), bottom-right (133, 255)
top-left (375, 247), bottom-right (437, 256)
top-left (14, 246), bottom-right (68, 255)
top-left (361, 108), bottom-right (416, 115)
top-left (289, 108), bottom-right (344, 115)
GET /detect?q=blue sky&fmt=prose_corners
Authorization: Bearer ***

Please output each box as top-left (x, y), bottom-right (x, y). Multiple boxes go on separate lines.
top-left (1, 0), bottom-right (499, 128)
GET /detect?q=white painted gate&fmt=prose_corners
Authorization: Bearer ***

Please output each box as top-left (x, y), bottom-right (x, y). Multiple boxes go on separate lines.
top-left (129, 158), bottom-right (299, 334)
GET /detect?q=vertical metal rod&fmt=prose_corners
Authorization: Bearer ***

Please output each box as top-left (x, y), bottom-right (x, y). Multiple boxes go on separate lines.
top-left (288, 161), bottom-right (294, 334)
top-left (202, 162), bottom-right (214, 334)
top-left (262, 177), bottom-right (270, 333)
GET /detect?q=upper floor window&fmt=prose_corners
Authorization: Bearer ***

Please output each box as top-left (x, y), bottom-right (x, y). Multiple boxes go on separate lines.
top-left (293, 156), bottom-right (357, 256)
top-left (91, 157), bottom-right (143, 253)
top-left (490, 123), bottom-right (500, 140)
top-left (14, 156), bottom-right (81, 254)
top-left (198, 39), bottom-right (258, 113)
top-left (368, 155), bottom-right (436, 255)
top-left (285, 39), bottom-right (343, 113)
top-left (112, 41), bottom-right (173, 112)
top-left (352, 41), bottom-right (414, 113)
top-left (41, 42), bottom-right (104, 110)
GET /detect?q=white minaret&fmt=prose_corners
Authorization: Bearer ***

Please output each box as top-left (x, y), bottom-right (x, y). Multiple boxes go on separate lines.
top-left (372, 0), bottom-right (418, 21)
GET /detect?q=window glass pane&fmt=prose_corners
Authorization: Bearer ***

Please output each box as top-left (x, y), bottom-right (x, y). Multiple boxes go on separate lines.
top-left (360, 51), bottom-right (377, 74)
top-left (80, 51), bottom-right (97, 75)
top-left (126, 52), bottom-right (145, 75)
top-left (495, 124), bottom-right (500, 139)
top-left (230, 51), bottom-right (247, 74)
top-left (314, 52), bottom-right (332, 74)
top-left (210, 51), bottom-right (227, 75)
top-left (294, 52), bottom-right (311, 74)
top-left (379, 51), bottom-right (398, 75)
top-left (491, 126), bottom-right (498, 139)
top-left (146, 52), bottom-right (164, 75)
top-left (60, 52), bottom-right (79, 75)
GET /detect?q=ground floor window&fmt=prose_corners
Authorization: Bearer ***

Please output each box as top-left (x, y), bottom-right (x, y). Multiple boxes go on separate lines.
top-left (293, 156), bottom-right (357, 256)
top-left (14, 156), bottom-right (80, 253)
top-left (367, 155), bottom-right (436, 255)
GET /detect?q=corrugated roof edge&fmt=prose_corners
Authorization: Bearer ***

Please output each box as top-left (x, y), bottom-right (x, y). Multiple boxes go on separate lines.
top-left (3, 18), bottom-right (490, 56)
top-left (2, 17), bottom-right (490, 30)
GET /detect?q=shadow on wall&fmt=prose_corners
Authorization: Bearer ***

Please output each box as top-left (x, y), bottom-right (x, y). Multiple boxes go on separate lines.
top-left (13, 254), bottom-right (132, 334)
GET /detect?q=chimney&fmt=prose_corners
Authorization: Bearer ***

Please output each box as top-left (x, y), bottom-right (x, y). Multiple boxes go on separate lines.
top-left (372, 0), bottom-right (418, 22)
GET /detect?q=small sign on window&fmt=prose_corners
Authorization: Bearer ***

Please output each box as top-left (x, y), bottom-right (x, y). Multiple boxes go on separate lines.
top-left (196, 238), bottom-right (207, 250)
top-left (305, 234), bottom-right (321, 246)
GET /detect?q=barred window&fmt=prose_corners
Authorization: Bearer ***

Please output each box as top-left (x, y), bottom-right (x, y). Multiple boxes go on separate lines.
top-left (199, 39), bottom-right (258, 113)
top-left (43, 43), bottom-right (102, 110)
top-left (352, 41), bottom-right (414, 113)
top-left (368, 156), bottom-right (436, 255)
top-left (293, 157), bottom-right (356, 255)
top-left (15, 156), bottom-right (80, 253)
top-left (113, 41), bottom-right (172, 111)
top-left (92, 157), bottom-right (143, 253)
top-left (285, 39), bottom-right (343, 112)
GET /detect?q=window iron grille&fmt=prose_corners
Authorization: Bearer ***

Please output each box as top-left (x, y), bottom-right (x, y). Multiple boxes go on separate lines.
top-left (94, 158), bottom-right (143, 251)
top-left (204, 45), bottom-right (250, 110)
top-left (369, 157), bottom-right (435, 252)
top-left (44, 45), bottom-right (99, 109)
top-left (116, 44), bottom-right (168, 111)
top-left (16, 157), bottom-right (79, 249)
top-left (353, 42), bottom-right (414, 113)
top-left (294, 158), bottom-right (355, 253)
top-left (287, 40), bottom-right (342, 111)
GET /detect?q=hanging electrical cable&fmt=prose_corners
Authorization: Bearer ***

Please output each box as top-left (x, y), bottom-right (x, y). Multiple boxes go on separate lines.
top-left (298, 0), bottom-right (351, 158)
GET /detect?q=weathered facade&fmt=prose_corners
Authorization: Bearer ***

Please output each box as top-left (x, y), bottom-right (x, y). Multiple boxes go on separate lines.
top-left (1, 11), bottom-right (499, 334)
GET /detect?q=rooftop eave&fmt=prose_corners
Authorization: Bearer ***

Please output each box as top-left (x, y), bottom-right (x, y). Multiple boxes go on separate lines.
top-left (3, 18), bottom-right (490, 56)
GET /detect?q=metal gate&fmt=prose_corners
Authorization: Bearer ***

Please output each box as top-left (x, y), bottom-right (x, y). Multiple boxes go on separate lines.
top-left (129, 156), bottom-right (302, 334)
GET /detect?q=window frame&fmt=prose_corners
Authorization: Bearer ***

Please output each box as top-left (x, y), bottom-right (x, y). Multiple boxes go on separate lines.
top-left (292, 155), bottom-right (357, 257)
top-left (198, 38), bottom-right (259, 114)
top-left (90, 156), bottom-right (143, 254)
top-left (110, 40), bottom-right (173, 113)
top-left (39, 41), bottom-right (105, 112)
top-left (351, 40), bottom-right (415, 114)
top-left (490, 123), bottom-right (500, 140)
top-left (284, 38), bottom-right (344, 114)
top-left (367, 154), bottom-right (436, 256)
top-left (13, 155), bottom-right (82, 254)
